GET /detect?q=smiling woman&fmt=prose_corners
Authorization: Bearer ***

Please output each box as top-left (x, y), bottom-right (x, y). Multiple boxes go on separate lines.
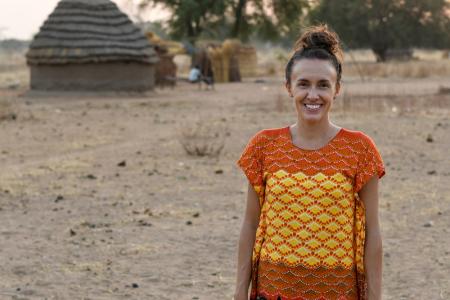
top-left (235, 25), bottom-right (385, 300)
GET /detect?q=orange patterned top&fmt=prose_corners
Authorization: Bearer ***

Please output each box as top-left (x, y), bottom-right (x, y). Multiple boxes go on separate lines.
top-left (237, 126), bottom-right (385, 300)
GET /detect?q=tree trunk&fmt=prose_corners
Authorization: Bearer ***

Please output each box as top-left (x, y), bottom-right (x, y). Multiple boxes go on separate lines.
top-left (231, 0), bottom-right (247, 38)
top-left (186, 16), bottom-right (196, 43)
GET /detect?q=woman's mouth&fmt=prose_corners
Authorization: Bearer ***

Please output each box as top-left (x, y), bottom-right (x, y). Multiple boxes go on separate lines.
top-left (304, 103), bottom-right (322, 111)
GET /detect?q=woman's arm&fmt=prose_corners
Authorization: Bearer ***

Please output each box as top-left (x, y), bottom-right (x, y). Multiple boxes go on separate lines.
top-left (359, 175), bottom-right (383, 300)
top-left (234, 183), bottom-right (261, 300)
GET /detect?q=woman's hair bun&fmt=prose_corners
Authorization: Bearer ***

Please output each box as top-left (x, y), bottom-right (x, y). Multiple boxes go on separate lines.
top-left (294, 24), bottom-right (343, 62)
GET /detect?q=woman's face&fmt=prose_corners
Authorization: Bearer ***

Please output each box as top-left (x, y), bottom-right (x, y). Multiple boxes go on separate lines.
top-left (286, 58), bottom-right (340, 125)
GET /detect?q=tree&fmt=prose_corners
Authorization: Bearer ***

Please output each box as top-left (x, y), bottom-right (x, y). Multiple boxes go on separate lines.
top-left (137, 0), bottom-right (229, 43)
top-left (309, 0), bottom-right (450, 61)
top-left (136, 0), bottom-right (309, 43)
top-left (230, 0), bottom-right (309, 42)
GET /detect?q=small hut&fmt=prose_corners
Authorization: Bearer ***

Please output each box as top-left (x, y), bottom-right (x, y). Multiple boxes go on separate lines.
top-left (26, 0), bottom-right (159, 91)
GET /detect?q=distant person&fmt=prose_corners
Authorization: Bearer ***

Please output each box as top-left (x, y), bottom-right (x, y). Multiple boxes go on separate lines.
top-left (188, 64), bottom-right (214, 90)
top-left (188, 65), bottom-right (202, 84)
top-left (234, 25), bottom-right (385, 300)
top-left (201, 50), bottom-right (215, 90)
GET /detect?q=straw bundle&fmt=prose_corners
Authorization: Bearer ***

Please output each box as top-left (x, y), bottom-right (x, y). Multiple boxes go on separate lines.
top-left (222, 39), bottom-right (241, 82)
top-left (238, 45), bottom-right (257, 77)
top-left (145, 32), bottom-right (185, 56)
top-left (208, 46), bottom-right (225, 82)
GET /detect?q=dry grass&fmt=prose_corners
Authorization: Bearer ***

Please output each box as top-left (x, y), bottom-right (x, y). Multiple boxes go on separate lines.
top-left (0, 49), bottom-right (29, 89)
top-left (0, 49), bottom-right (26, 68)
top-left (178, 120), bottom-right (227, 157)
top-left (344, 49), bottom-right (449, 62)
top-left (255, 46), bottom-right (290, 76)
top-left (0, 98), bottom-right (17, 122)
top-left (345, 60), bottom-right (450, 79)
top-left (255, 47), bottom-right (450, 79)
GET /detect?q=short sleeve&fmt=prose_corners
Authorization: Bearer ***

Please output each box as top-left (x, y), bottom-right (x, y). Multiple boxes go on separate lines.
top-left (354, 134), bottom-right (385, 193)
top-left (237, 132), bottom-right (265, 194)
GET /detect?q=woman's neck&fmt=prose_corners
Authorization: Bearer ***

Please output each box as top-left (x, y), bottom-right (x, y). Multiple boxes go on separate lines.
top-left (295, 120), bottom-right (337, 140)
top-left (290, 120), bottom-right (341, 150)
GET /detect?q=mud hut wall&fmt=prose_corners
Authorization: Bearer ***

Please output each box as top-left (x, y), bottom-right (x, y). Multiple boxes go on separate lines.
top-left (30, 62), bottom-right (155, 91)
top-left (155, 54), bottom-right (177, 85)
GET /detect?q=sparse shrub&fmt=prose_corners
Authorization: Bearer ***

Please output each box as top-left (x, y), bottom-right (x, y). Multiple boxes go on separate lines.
top-left (438, 86), bottom-right (450, 95)
top-left (179, 120), bottom-right (227, 157)
top-left (0, 98), bottom-right (17, 122)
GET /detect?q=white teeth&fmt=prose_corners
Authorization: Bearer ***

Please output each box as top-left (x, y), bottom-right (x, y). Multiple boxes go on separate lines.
top-left (305, 104), bottom-right (321, 109)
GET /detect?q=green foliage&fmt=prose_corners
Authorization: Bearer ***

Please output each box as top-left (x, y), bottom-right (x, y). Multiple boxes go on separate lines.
top-left (136, 0), bottom-right (449, 54)
top-left (245, 0), bottom-right (309, 42)
top-left (139, 0), bottom-right (229, 42)
top-left (137, 0), bottom-right (309, 43)
top-left (309, 0), bottom-right (450, 61)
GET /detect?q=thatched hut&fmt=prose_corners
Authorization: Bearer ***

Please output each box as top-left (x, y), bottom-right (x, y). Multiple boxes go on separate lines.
top-left (26, 0), bottom-right (158, 91)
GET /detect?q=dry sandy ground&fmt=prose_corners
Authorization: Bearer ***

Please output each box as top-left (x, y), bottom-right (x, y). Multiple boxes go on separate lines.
top-left (0, 73), bottom-right (449, 300)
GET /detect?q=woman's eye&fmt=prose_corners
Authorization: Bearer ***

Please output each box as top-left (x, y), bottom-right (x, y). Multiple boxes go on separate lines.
top-left (319, 83), bottom-right (330, 89)
top-left (298, 82), bottom-right (308, 87)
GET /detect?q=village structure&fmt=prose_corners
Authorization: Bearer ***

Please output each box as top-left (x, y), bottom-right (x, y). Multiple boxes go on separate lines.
top-left (26, 0), bottom-right (159, 91)
top-left (25, 0), bottom-right (259, 92)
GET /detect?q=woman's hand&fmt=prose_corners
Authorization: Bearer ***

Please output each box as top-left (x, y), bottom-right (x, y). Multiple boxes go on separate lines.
top-left (234, 183), bottom-right (261, 300)
top-left (359, 175), bottom-right (383, 300)
top-left (233, 289), bottom-right (249, 300)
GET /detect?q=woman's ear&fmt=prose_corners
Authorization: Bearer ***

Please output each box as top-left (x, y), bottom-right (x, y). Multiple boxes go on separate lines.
top-left (334, 82), bottom-right (341, 98)
top-left (285, 81), bottom-right (293, 97)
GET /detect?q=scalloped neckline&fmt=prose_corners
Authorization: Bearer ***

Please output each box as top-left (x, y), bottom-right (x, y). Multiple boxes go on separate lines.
top-left (285, 126), bottom-right (344, 152)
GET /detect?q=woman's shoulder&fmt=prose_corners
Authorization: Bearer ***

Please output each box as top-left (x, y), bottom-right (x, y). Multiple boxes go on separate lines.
top-left (260, 126), bottom-right (288, 136)
top-left (250, 126), bottom-right (288, 143)
top-left (340, 128), bottom-right (379, 149)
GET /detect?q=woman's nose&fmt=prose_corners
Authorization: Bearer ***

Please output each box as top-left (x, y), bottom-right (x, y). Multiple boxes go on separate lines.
top-left (306, 87), bottom-right (319, 100)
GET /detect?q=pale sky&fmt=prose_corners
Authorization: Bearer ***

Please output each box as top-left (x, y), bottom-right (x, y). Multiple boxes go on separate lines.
top-left (0, 0), bottom-right (168, 40)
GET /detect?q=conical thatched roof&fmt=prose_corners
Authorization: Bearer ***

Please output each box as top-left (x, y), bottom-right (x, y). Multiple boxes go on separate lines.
top-left (27, 0), bottom-right (158, 65)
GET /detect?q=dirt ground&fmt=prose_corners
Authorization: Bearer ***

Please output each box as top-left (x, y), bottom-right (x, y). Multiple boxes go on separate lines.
top-left (0, 66), bottom-right (449, 300)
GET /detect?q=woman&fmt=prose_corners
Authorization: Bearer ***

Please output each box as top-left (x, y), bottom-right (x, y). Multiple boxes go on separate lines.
top-left (235, 25), bottom-right (385, 300)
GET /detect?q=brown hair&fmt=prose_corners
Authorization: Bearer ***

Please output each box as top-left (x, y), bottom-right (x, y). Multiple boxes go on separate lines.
top-left (285, 24), bottom-right (344, 84)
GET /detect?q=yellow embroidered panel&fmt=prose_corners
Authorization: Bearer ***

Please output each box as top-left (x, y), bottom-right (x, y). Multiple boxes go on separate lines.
top-left (260, 169), bottom-right (357, 269)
